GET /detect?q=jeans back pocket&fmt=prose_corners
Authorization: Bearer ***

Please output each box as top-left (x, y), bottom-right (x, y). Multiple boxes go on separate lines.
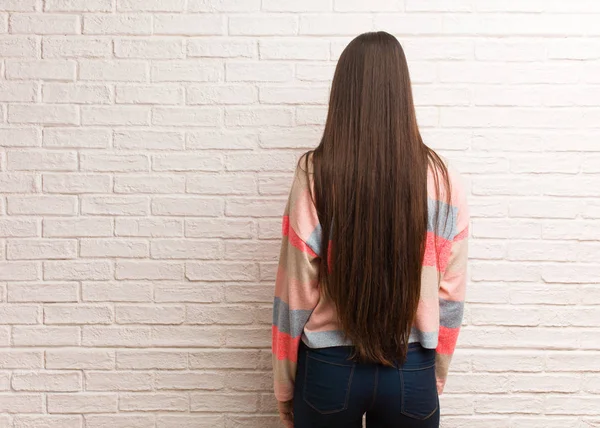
top-left (303, 352), bottom-right (355, 414)
top-left (400, 356), bottom-right (438, 420)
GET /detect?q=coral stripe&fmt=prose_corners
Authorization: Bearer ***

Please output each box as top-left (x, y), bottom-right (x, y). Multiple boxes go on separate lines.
top-left (272, 325), bottom-right (301, 363)
top-left (436, 325), bottom-right (460, 355)
top-left (282, 215), bottom-right (318, 258)
top-left (454, 226), bottom-right (469, 241)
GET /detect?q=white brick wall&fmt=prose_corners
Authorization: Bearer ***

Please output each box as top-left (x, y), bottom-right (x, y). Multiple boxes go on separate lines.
top-left (0, 1), bottom-right (598, 427)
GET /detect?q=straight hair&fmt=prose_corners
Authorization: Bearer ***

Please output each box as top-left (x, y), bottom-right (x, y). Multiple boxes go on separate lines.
top-left (303, 32), bottom-right (451, 366)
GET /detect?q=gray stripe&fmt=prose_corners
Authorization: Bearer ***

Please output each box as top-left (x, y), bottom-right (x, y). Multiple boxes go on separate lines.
top-left (409, 328), bottom-right (438, 349)
top-left (439, 298), bottom-right (464, 329)
top-left (305, 224), bottom-right (322, 257)
top-left (302, 330), bottom-right (352, 348)
top-left (428, 198), bottom-right (458, 241)
top-left (303, 329), bottom-right (437, 350)
top-left (272, 297), bottom-right (312, 338)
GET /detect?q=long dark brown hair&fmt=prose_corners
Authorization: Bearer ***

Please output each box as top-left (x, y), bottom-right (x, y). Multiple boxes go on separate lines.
top-left (303, 32), bottom-right (451, 366)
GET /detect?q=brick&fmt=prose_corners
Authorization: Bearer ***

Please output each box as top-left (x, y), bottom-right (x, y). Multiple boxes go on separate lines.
top-left (8, 105), bottom-right (78, 125)
top-left (187, 38), bottom-right (255, 58)
top-left (117, 0), bottom-right (185, 11)
top-left (82, 327), bottom-right (151, 347)
top-left (0, 82), bottom-right (37, 102)
top-left (12, 372), bottom-right (81, 392)
top-left (7, 239), bottom-right (77, 260)
top-left (150, 326), bottom-right (222, 347)
top-left (0, 128), bottom-right (40, 147)
top-left (44, 305), bottom-right (113, 324)
top-left (226, 107), bottom-right (293, 127)
top-left (80, 60), bottom-right (148, 82)
top-left (299, 14), bottom-right (373, 35)
top-left (187, 85), bottom-right (258, 105)
top-left (47, 394), bottom-right (117, 414)
top-left (296, 63), bottom-right (336, 82)
top-left (0, 304), bottom-right (38, 323)
top-left (0, 173), bottom-right (36, 193)
top-left (8, 151), bottom-right (77, 171)
top-left (154, 283), bottom-right (224, 303)
top-left (119, 393), bottom-right (188, 411)
top-left (14, 416), bottom-right (82, 428)
top-left (263, 0), bottom-right (331, 11)
top-left (226, 152), bottom-right (298, 172)
top-left (187, 173), bottom-right (257, 195)
top-left (225, 241), bottom-right (279, 261)
top-left (116, 261), bottom-right (184, 280)
top-left (226, 62), bottom-right (293, 82)
top-left (115, 130), bottom-right (184, 150)
top-left (186, 130), bottom-right (258, 150)
top-left (43, 174), bottom-right (110, 194)
top-left (117, 350), bottom-right (187, 369)
top-left (116, 85), bottom-right (183, 105)
top-left (151, 240), bottom-right (221, 260)
top-left (260, 39), bottom-right (329, 60)
top-left (0, 219), bottom-right (38, 238)
top-left (115, 218), bottom-right (183, 237)
top-left (115, 38), bottom-right (184, 59)
top-left (155, 371), bottom-right (225, 390)
top-left (259, 87), bottom-right (329, 105)
top-left (10, 14), bottom-right (80, 34)
top-left (188, 0), bottom-right (260, 11)
top-left (229, 14), bottom-right (297, 36)
top-left (81, 238), bottom-right (148, 258)
top-left (115, 175), bottom-right (184, 194)
top-left (45, 0), bottom-right (113, 12)
top-left (0, 36), bottom-right (37, 57)
top-left (0, 394), bottom-right (43, 413)
top-left (81, 153), bottom-right (148, 173)
top-left (82, 282), bottom-right (152, 303)
top-left (296, 106), bottom-right (327, 125)
top-left (84, 14), bottom-right (152, 35)
top-left (187, 305), bottom-right (254, 325)
top-left (81, 196), bottom-right (149, 216)
top-left (375, 14), bottom-right (442, 34)
top-left (226, 197), bottom-right (286, 217)
top-left (85, 416), bottom-right (155, 428)
top-left (1, 0), bottom-right (36, 11)
top-left (0, 350), bottom-right (42, 369)
top-left (153, 153), bottom-right (222, 172)
top-left (44, 128), bottom-right (111, 148)
top-left (85, 371), bottom-right (152, 391)
top-left (44, 218), bottom-right (112, 238)
top-left (152, 60), bottom-right (223, 82)
top-left (186, 219), bottom-right (255, 239)
top-left (46, 349), bottom-right (115, 369)
top-left (186, 262), bottom-right (258, 281)
top-left (8, 196), bottom-right (77, 216)
top-left (152, 197), bottom-right (223, 217)
top-left (7, 282), bottom-right (78, 303)
top-left (152, 107), bottom-right (221, 127)
top-left (191, 393), bottom-right (257, 412)
top-left (43, 83), bottom-right (112, 104)
top-left (44, 260), bottom-right (112, 281)
top-left (82, 106), bottom-right (150, 126)
top-left (12, 326), bottom-right (79, 347)
top-left (43, 37), bottom-right (112, 58)
top-left (116, 305), bottom-right (185, 324)
top-left (154, 14), bottom-right (225, 35)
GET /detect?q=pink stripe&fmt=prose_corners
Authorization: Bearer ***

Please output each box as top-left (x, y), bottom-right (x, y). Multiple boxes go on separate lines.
top-left (423, 231), bottom-right (452, 271)
top-left (272, 325), bottom-right (301, 363)
top-left (454, 226), bottom-right (469, 241)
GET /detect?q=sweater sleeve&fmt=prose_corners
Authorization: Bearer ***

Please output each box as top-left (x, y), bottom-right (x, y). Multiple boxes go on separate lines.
top-left (436, 174), bottom-right (469, 395)
top-left (272, 163), bottom-right (321, 402)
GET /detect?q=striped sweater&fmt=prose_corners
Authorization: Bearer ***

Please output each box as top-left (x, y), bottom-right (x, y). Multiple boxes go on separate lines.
top-left (272, 156), bottom-right (469, 402)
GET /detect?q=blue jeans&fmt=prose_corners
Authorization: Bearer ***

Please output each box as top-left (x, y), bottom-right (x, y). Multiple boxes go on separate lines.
top-left (293, 341), bottom-right (440, 428)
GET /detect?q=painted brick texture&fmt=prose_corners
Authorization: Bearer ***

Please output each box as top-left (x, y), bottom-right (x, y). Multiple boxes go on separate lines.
top-left (0, 1), bottom-right (599, 427)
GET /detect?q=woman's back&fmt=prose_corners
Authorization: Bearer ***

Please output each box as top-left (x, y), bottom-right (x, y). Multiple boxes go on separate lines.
top-left (271, 32), bottom-right (469, 428)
